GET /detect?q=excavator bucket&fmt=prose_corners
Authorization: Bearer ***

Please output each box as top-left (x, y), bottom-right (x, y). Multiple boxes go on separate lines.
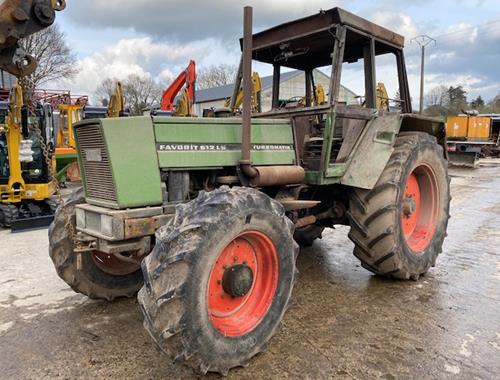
top-left (447, 152), bottom-right (479, 168)
top-left (0, 0), bottom-right (65, 76)
top-left (11, 214), bottom-right (55, 232)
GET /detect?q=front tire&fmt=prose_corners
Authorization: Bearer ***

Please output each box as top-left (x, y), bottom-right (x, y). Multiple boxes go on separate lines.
top-left (48, 187), bottom-right (143, 300)
top-left (138, 186), bottom-right (298, 375)
top-left (347, 132), bottom-right (450, 280)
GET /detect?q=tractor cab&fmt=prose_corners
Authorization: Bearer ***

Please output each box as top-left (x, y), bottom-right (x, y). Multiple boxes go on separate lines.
top-left (248, 7), bottom-right (411, 112)
top-left (230, 8), bottom-right (428, 188)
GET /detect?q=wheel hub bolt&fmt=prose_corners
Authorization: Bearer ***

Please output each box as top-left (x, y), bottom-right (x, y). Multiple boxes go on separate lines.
top-left (403, 198), bottom-right (417, 216)
top-left (221, 264), bottom-right (254, 297)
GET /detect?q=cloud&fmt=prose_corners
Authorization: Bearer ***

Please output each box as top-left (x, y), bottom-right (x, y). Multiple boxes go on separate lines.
top-left (50, 36), bottom-right (239, 100)
top-left (366, 10), bottom-right (419, 40)
top-left (410, 20), bottom-right (500, 99)
top-left (65, 0), bottom-right (345, 42)
top-left (53, 1), bottom-right (500, 103)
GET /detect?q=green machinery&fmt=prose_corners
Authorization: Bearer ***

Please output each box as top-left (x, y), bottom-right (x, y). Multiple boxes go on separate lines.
top-left (48, 7), bottom-right (450, 375)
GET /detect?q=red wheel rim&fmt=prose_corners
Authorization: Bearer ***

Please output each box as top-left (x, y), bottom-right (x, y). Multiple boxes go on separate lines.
top-left (207, 230), bottom-right (278, 337)
top-left (91, 251), bottom-right (140, 276)
top-left (401, 164), bottom-right (439, 253)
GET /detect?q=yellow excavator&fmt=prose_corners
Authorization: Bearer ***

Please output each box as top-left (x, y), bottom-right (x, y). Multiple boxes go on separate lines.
top-left (55, 81), bottom-right (125, 151)
top-left (106, 81), bottom-right (125, 118)
top-left (0, 0), bottom-right (65, 229)
top-left (313, 84), bottom-right (326, 106)
top-left (0, 82), bottom-right (57, 229)
top-left (55, 81), bottom-right (126, 184)
top-left (224, 72), bottom-right (262, 113)
top-left (54, 103), bottom-right (83, 183)
top-left (376, 82), bottom-right (390, 112)
top-left (299, 83), bottom-right (326, 106)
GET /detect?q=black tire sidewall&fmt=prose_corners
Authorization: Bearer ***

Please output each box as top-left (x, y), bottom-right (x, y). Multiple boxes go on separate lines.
top-left (65, 193), bottom-right (142, 290)
top-left (49, 187), bottom-right (143, 298)
top-left (183, 207), bottom-right (295, 365)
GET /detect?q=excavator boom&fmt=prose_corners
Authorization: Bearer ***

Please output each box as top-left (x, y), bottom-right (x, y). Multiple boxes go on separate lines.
top-left (0, 0), bottom-right (66, 76)
top-left (107, 81), bottom-right (125, 118)
top-left (224, 71), bottom-right (262, 113)
top-left (160, 60), bottom-right (196, 114)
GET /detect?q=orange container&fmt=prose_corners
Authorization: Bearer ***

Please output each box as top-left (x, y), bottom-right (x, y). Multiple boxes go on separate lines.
top-left (467, 117), bottom-right (491, 139)
top-left (446, 116), bottom-right (468, 138)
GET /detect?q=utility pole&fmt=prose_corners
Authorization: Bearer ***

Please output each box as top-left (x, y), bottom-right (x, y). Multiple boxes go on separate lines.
top-left (411, 35), bottom-right (435, 114)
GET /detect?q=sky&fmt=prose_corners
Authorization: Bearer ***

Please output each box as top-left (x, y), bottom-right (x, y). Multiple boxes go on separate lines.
top-left (50, 0), bottom-right (500, 105)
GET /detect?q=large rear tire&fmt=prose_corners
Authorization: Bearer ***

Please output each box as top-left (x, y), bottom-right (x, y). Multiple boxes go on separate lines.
top-left (48, 187), bottom-right (143, 300)
top-left (138, 186), bottom-right (298, 375)
top-left (347, 132), bottom-right (450, 280)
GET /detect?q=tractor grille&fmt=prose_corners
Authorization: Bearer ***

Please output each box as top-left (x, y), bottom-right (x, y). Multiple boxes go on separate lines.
top-left (76, 123), bottom-right (117, 203)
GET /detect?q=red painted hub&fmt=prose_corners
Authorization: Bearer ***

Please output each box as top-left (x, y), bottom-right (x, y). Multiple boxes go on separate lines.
top-left (207, 230), bottom-right (278, 337)
top-left (91, 251), bottom-right (140, 276)
top-left (401, 164), bottom-right (439, 253)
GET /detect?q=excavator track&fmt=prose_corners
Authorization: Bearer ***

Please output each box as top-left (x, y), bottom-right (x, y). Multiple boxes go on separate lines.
top-left (5, 200), bottom-right (56, 232)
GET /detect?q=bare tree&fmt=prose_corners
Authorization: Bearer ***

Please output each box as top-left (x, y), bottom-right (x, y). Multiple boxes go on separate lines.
top-left (94, 78), bottom-right (117, 106)
top-left (122, 74), bottom-right (163, 115)
top-left (19, 24), bottom-right (78, 92)
top-left (424, 85), bottom-right (450, 116)
top-left (197, 64), bottom-right (238, 90)
top-left (487, 94), bottom-right (500, 113)
top-left (425, 85), bottom-right (449, 108)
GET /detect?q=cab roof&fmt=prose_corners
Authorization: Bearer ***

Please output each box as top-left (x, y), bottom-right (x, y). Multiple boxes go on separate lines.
top-left (242, 7), bottom-right (405, 70)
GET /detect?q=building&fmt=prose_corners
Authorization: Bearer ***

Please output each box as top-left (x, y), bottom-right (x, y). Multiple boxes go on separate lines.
top-left (0, 70), bottom-right (16, 89)
top-left (194, 69), bottom-right (358, 115)
top-left (0, 70), bottom-right (16, 100)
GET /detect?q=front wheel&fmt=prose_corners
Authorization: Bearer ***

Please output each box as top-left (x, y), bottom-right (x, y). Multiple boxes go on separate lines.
top-left (48, 187), bottom-right (143, 300)
top-left (138, 186), bottom-right (298, 375)
top-left (347, 132), bottom-right (450, 280)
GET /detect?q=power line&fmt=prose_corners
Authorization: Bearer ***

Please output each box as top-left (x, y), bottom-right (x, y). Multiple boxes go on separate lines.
top-left (433, 18), bottom-right (500, 40)
top-left (403, 19), bottom-right (500, 51)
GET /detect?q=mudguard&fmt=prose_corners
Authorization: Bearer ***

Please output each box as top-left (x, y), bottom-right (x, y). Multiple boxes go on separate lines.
top-left (340, 113), bottom-right (445, 190)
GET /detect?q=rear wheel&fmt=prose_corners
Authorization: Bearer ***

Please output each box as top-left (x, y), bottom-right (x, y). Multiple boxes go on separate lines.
top-left (347, 132), bottom-right (450, 279)
top-left (138, 186), bottom-right (298, 375)
top-left (48, 187), bottom-right (143, 300)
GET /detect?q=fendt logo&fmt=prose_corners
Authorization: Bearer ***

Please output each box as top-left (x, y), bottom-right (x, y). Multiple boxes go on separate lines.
top-left (157, 144), bottom-right (293, 152)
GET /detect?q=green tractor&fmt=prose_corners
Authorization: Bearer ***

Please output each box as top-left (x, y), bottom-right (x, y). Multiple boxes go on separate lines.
top-left (49, 7), bottom-right (450, 375)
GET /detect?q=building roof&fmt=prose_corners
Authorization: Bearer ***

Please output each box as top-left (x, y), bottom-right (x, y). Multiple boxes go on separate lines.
top-left (196, 69), bottom-right (357, 104)
top-left (196, 70), bottom-right (302, 103)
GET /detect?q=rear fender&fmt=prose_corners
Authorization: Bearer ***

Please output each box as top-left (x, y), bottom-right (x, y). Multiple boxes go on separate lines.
top-left (340, 113), bottom-right (445, 190)
top-left (399, 114), bottom-right (446, 149)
